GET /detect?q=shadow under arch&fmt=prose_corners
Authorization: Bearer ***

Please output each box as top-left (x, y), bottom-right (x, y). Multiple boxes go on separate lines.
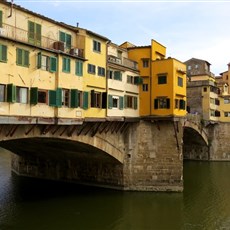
top-left (0, 137), bottom-right (124, 189)
top-left (183, 127), bottom-right (209, 160)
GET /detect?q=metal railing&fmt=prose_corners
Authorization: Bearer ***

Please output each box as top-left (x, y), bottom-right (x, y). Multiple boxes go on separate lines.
top-left (108, 55), bottom-right (138, 71)
top-left (0, 23), bottom-right (84, 58)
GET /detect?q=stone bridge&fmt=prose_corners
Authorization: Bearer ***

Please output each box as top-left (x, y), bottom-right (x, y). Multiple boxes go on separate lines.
top-left (0, 117), bottom-right (184, 192)
top-left (1, 114), bottom-right (229, 191)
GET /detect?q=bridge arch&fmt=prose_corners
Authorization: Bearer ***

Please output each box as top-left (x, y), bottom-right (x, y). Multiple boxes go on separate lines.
top-left (183, 120), bottom-right (209, 160)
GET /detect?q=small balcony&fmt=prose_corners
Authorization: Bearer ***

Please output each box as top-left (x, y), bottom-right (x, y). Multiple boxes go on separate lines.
top-left (0, 23), bottom-right (84, 58)
top-left (108, 55), bottom-right (138, 71)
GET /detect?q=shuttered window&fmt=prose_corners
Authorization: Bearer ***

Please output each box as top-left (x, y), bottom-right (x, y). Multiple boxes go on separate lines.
top-left (28, 21), bottom-right (42, 46)
top-left (59, 31), bottom-right (72, 49)
top-left (30, 87), bottom-right (38, 105)
top-left (114, 71), bottom-right (122, 81)
top-left (16, 48), bottom-right (29, 67)
top-left (62, 57), bottom-right (71, 73)
top-left (70, 89), bottom-right (78, 108)
top-left (7, 84), bottom-right (16, 103)
top-left (76, 60), bottom-right (83, 76)
top-left (154, 98), bottom-right (170, 109)
top-left (83, 91), bottom-right (89, 110)
top-left (0, 44), bottom-right (7, 62)
top-left (49, 88), bottom-right (62, 107)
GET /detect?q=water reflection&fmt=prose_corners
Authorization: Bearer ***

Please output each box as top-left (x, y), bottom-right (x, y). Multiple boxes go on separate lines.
top-left (1, 150), bottom-right (230, 229)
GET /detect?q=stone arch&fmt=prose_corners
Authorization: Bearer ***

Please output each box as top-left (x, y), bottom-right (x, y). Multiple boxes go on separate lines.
top-left (183, 125), bottom-right (209, 160)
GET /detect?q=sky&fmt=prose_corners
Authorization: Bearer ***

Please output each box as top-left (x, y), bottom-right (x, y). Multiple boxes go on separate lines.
top-left (13, 0), bottom-right (230, 75)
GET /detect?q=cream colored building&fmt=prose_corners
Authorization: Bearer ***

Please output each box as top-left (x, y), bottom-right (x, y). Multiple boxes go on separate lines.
top-left (107, 43), bottom-right (140, 119)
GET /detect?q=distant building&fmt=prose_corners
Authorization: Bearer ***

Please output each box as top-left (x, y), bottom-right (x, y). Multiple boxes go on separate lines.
top-left (184, 58), bottom-right (220, 122)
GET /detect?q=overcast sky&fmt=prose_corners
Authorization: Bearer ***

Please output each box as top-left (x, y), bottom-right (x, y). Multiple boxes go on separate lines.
top-left (14, 0), bottom-right (230, 75)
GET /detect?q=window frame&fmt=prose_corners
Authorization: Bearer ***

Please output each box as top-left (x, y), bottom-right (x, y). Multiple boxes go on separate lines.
top-left (0, 44), bottom-right (7, 62)
top-left (158, 75), bottom-right (167, 84)
top-left (93, 40), bottom-right (101, 53)
top-left (16, 86), bottom-right (28, 104)
top-left (16, 48), bottom-right (29, 67)
top-left (0, 84), bottom-right (6, 102)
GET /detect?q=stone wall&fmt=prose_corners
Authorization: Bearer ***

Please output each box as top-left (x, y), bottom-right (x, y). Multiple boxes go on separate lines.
top-left (123, 120), bottom-right (183, 192)
top-left (209, 123), bottom-right (230, 160)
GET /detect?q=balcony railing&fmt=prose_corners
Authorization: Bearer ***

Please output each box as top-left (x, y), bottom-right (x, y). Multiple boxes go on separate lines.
top-left (0, 23), bottom-right (84, 58)
top-left (108, 55), bottom-right (138, 71)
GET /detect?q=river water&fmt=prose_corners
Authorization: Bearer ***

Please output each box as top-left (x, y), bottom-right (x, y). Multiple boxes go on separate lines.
top-left (1, 149), bottom-right (230, 230)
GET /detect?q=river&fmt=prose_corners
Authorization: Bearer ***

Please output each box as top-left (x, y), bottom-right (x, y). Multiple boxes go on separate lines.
top-left (1, 149), bottom-right (230, 230)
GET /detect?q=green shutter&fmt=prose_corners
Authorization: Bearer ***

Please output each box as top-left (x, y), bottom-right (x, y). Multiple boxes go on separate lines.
top-left (119, 96), bottom-right (123, 110)
top-left (134, 76), bottom-right (143, 85)
top-left (0, 45), bottom-right (7, 62)
top-left (24, 50), bottom-right (29, 67)
top-left (0, 11), bottom-right (2, 28)
top-left (59, 31), bottom-right (65, 43)
top-left (56, 88), bottom-right (62, 107)
top-left (16, 48), bottom-right (23, 65)
top-left (108, 95), bottom-right (113, 109)
top-left (114, 71), bottom-right (122, 80)
top-left (154, 99), bottom-right (158, 109)
top-left (66, 34), bottom-right (72, 49)
top-left (30, 87), bottom-right (38, 105)
top-left (7, 84), bottom-right (16, 103)
top-left (37, 52), bottom-right (41, 69)
top-left (91, 90), bottom-right (95, 107)
top-left (28, 21), bottom-right (35, 44)
top-left (50, 56), bottom-right (57, 72)
top-left (134, 97), bottom-right (138, 110)
top-left (35, 23), bottom-right (41, 46)
top-left (70, 89), bottom-right (78, 108)
top-left (76, 60), bottom-right (83, 76)
top-left (63, 57), bottom-right (70, 72)
top-left (83, 91), bottom-right (89, 110)
top-left (49, 90), bottom-right (56, 107)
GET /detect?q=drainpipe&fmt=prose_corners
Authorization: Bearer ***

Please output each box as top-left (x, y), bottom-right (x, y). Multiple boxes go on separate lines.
top-left (150, 44), bottom-right (152, 116)
top-left (8, 0), bottom-right (13, 18)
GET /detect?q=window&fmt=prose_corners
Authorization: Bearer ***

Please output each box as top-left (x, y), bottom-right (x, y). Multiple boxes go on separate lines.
top-left (62, 89), bottom-right (70, 107)
top-left (108, 70), bottom-right (113, 79)
top-left (0, 84), bottom-right (5, 102)
top-left (76, 60), bottom-right (83, 76)
top-left (88, 64), bottom-right (96, 74)
top-left (158, 75), bottom-right (167, 84)
top-left (16, 87), bottom-right (28, 104)
top-left (142, 84), bottom-right (148, 92)
top-left (108, 95), bottom-right (123, 110)
top-left (93, 40), bottom-right (101, 53)
top-left (78, 91), bottom-right (83, 108)
top-left (38, 90), bottom-right (48, 104)
top-left (154, 97), bottom-right (170, 109)
top-left (224, 98), bottom-right (230, 104)
top-left (59, 31), bottom-right (72, 50)
top-left (0, 44), bottom-right (7, 62)
top-left (62, 57), bottom-right (71, 73)
top-left (175, 99), bottom-right (179, 109)
top-left (0, 11), bottom-right (2, 28)
top-left (178, 77), bottom-right (183, 87)
top-left (127, 75), bottom-right (134, 84)
top-left (16, 48), bottom-right (29, 67)
top-left (98, 66), bottom-right (105, 76)
top-left (114, 71), bottom-right (122, 81)
top-left (142, 59), bottom-right (149, 68)
top-left (224, 112), bottom-right (230, 117)
top-left (37, 53), bottom-right (57, 72)
top-left (179, 99), bottom-right (186, 110)
top-left (124, 95), bottom-right (137, 110)
top-left (195, 64), bottom-right (199, 69)
top-left (187, 65), bottom-right (191, 70)
top-left (203, 87), bottom-right (207, 92)
top-left (28, 21), bottom-right (41, 46)
top-left (91, 90), bottom-right (101, 108)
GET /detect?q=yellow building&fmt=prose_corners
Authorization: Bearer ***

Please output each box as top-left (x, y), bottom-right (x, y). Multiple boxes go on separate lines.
top-left (0, 1), bottom-right (109, 123)
top-left (121, 40), bottom-right (186, 118)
